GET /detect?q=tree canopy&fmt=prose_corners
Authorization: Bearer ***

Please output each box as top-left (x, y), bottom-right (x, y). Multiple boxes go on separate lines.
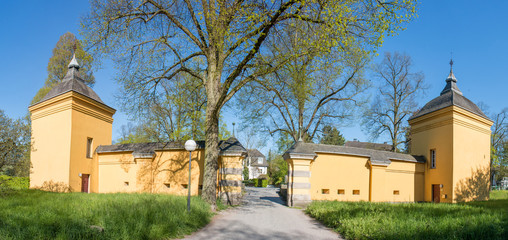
top-left (31, 32), bottom-right (94, 105)
top-left (82, 0), bottom-right (417, 205)
top-left (0, 110), bottom-right (30, 177)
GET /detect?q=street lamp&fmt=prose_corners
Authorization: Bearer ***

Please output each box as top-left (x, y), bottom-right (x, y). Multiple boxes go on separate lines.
top-left (184, 139), bottom-right (197, 212)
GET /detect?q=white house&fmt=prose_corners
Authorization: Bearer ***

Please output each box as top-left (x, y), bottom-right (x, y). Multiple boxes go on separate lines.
top-left (245, 149), bottom-right (268, 179)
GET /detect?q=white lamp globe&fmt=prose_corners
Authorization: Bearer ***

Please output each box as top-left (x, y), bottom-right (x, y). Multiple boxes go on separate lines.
top-left (185, 140), bottom-right (197, 152)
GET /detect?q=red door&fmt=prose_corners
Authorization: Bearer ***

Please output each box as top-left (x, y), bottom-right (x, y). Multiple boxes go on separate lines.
top-left (432, 184), bottom-right (440, 203)
top-left (81, 174), bottom-right (90, 193)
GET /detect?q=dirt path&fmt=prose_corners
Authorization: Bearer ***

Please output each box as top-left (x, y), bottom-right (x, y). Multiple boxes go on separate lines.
top-left (184, 187), bottom-right (342, 240)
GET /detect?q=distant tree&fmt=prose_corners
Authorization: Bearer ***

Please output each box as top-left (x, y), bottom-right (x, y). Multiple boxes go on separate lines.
top-left (267, 150), bottom-right (288, 186)
top-left (0, 110), bottom-right (30, 177)
top-left (31, 32), bottom-right (95, 105)
top-left (490, 108), bottom-right (508, 185)
top-left (319, 126), bottom-right (346, 146)
top-left (362, 52), bottom-right (426, 152)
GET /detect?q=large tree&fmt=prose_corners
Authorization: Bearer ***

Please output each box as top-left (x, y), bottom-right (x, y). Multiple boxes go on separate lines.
top-left (31, 32), bottom-right (95, 105)
top-left (118, 72), bottom-right (207, 142)
top-left (362, 52), bottom-right (425, 152)
top-left (0, 110), bottom-right (30, 177)
top-left (236, 22), bottom-right (369, 143)
top-left (82, 0), bottom-right (417, 205)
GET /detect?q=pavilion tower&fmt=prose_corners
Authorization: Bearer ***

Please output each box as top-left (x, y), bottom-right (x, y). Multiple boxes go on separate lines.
top-left (29, 55), bottom-right (115, 192)
top-left (408, 60), bottom-right (492, 202)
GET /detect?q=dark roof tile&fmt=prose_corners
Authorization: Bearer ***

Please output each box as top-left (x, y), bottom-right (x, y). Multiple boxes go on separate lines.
top-left (284, 141), bottom-right (425, 164)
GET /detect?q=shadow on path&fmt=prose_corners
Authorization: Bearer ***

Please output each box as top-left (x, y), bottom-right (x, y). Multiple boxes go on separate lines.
top-left (184, 187), bottom-right (341, 240)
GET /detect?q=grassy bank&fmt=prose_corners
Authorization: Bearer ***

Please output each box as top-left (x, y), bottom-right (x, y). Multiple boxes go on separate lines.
top-left (0, 190), bottom-right (213, 239)
top-left (306, 190), bottom-right (508, 240)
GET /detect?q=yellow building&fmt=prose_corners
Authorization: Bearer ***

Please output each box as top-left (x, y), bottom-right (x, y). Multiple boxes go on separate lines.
top-left (29, 56), bottom-right (246, 204)
top-left (284, 65), bottom-right (492, 207)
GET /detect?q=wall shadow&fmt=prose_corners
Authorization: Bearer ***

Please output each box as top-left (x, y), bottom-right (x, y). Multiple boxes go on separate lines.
top-left (454, 166), bottom-right (490, 202)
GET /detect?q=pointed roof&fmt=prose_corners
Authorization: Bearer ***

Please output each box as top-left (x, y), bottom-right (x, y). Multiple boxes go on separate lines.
top-left (33, 55), bottom-right (105, 106)
top-left (409, 61), bottom-right (487, 120)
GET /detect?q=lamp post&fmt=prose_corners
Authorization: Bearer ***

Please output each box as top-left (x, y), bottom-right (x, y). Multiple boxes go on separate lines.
top-left (184, 139), bottom-right (197, 212)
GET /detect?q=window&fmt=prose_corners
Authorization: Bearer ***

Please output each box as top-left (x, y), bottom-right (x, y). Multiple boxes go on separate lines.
top-left (86, 138), bottom-right (93, 158)
top-left (393, 190), bottom-right (400, 195)
top-left (124, 182), bottom-right (129, 186)
top-left (322, 189), bottom-right (329, 194)
top-left (257, 157), bottom-right (263, 164)
top-left (430, 149), bottom-right (436, 169)
top-left (258, 168), bottom-right (263, 173)
top-left (352, 190), bottom-right (360, 195)
top-left (181, 184), bottom-right (188, 189)
top-left (164, 183), bottom-right (171, 188)
top-left (337, 189), bottom-right (345, 195)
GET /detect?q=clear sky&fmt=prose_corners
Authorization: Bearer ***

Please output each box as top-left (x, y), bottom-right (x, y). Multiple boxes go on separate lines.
top-left (1, 1), bottom-right (507, 154)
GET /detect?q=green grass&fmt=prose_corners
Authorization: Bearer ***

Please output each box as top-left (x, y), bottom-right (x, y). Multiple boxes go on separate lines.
top-left (306, 190), bottom-right (508, 240)
top-left (0, 190), bottom-right (213, 239)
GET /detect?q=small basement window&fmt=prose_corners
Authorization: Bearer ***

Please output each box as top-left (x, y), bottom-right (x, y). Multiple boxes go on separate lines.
top-left (181, 184), bottom-right (188, 189)
top-left (199, 185), bottom-right (203, 190)
top-left (352, 190), bottom-right (360, 195)
top-left (164, 183), bottom-right (171, 188)
top-left (322, 189), bottom-right (330, 194)
top-left (124, 182), bottom-right (129, 186)
top-left (86, 138), bottom-right (93, 158)
top-left (338, 189), bottom-right (345, 195)
top-left (393, 190), bottom-right (400, 195)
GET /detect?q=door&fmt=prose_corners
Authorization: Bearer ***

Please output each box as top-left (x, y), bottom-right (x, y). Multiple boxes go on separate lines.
top-left (81, 174), bottom-right (90, 193)
top-left (432, 184), bottom-right (440, 203)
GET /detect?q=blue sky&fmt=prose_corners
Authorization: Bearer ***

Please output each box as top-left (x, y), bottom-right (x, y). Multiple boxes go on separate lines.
top-left (1, 1), bottom-right (507, 154)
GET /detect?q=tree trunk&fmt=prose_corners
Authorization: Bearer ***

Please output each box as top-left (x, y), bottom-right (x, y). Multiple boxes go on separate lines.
top-left (202, 55), bottom-right (222, 207)
top-left (202, 106), bottom-right (219, 206)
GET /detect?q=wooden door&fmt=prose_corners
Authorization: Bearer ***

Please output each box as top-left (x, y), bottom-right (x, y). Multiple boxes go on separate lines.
top-left (432, 184), bottom-right (440, 203)
top-left (81, 174), bottom-right (90, 193)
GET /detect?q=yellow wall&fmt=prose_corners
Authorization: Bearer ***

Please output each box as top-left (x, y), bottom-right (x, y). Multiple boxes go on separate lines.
top-left (451, 108), bottom-right (491, 202)
top-left (410, 107), bottom-right (454, 202)
top-left (310, 153), bottom-right (370, 201)
top-left (29, 95), bottom-right (73, 188)
top-left (69, 96), bottom-right (114, 192)
top-left (384, 160), bottom-right (425, 202)
top-left (29, 92), bottom-right (115, 192)
top-left (409, 106), bottom-right (493, 203)
top-left (285, 152), bottom-right (425, 203)
top-left (98, 150), bottom-right (205, 195)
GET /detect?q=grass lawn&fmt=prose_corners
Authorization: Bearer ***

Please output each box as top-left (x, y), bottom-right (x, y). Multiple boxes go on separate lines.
top-left (306, 190), bottom-right (508, 240)
top-left (0, 190), bottom-right (213, 239)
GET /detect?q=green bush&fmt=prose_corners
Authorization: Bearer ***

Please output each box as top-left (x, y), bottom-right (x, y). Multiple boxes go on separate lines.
top-left (0, 190), bottom-right (213, 239)
top-left (253, 179), bottom-right (268, 187)
top-left (0, 175), bottom-right (29, 190)
top-left (243, 179), bottom-right (255, 186)
top-left (306, 194), bottom-right (508, 240)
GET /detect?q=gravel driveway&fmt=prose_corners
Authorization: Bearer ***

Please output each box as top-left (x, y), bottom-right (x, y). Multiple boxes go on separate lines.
top-left (184, 187), bottom-right (341, 240)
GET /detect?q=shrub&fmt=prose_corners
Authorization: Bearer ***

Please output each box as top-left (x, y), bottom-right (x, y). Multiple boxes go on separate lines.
top-left (253, 178), bottom-right (268, 187)
top-left (0, 175), bottom-right (29, 191)
top-left (36, 180), bottom-right (71, 192)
